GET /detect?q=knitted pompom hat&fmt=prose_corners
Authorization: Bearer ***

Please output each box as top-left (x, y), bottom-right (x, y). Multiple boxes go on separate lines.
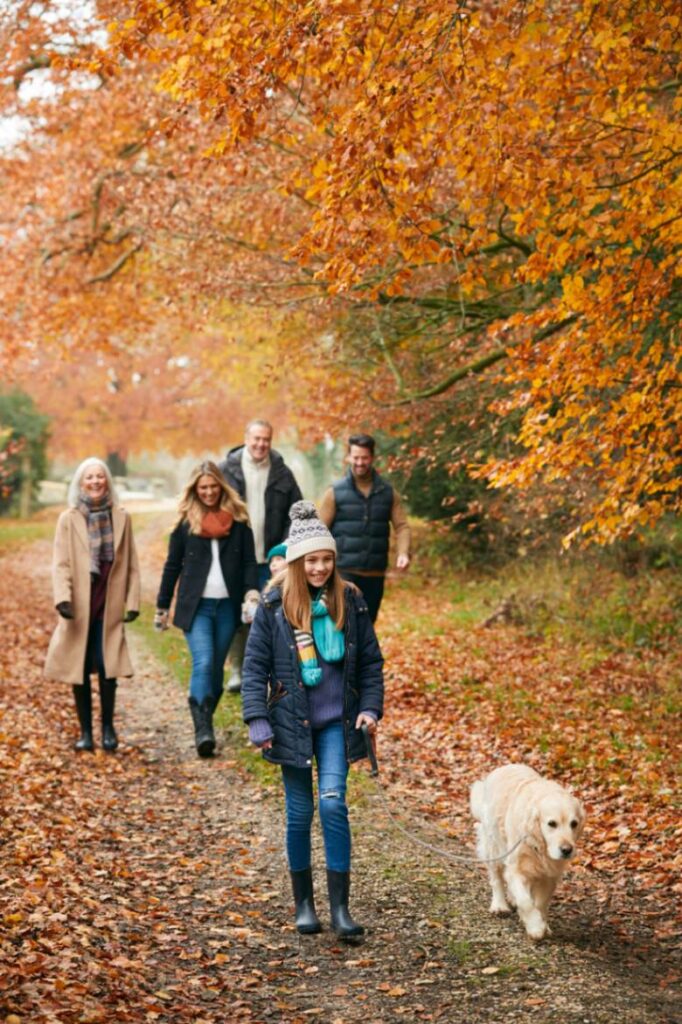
top-left (266, 542), bottom-right (288, 563)
top-left (286, 500), bottom-right (337, 562)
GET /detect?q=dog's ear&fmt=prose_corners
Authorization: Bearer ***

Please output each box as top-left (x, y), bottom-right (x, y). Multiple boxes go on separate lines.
top-left (573, 799), bottom-right (586, 837)
top-left (523, 804), bottom-right (542, 843)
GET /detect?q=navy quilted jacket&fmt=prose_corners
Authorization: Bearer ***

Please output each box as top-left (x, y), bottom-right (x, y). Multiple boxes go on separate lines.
top-left (242, 585), bottom-right (384, 768)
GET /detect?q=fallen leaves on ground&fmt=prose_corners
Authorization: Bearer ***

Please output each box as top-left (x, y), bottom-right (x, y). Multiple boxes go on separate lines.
top-left (377, 571), bottom-right (681, 941)
top-left (1, 532), bottom-right (680, 1024)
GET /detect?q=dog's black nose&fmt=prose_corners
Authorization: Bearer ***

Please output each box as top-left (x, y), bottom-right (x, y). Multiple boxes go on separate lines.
top-left (560, 844), bottom-right (573, 858)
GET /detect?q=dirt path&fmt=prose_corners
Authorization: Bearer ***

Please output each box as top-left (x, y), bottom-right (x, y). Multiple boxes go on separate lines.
top-left (0, 539), bottom-right (678, 1024)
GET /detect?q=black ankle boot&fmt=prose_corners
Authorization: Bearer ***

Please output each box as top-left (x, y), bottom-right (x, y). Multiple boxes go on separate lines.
top-left (188, 697), bottom-right (215, 757)
top-left (72, 681), bottom-right (94, 752)
top-left (327, 870), bottom-right (364, 939)
top-left (99, 678), bottom-right (118, 752)
top-left (290, 868), bottom-right (322, 934)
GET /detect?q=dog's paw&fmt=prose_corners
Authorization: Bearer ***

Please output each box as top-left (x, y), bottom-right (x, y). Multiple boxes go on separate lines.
top-left (490, 901), bottom-right (512, 917)
top-left (522, 911), bottom-right (549, 941)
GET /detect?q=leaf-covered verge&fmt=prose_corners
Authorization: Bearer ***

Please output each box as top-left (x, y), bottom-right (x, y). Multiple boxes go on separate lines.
top-left (0, 528), bottom-right (679, 1023)
top-left (0, 510), bottom-right (59, 555)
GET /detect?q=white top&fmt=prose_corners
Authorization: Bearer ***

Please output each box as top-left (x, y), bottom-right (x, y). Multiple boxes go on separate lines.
top-left (242, 448), bottom-right (270, 563)
top-left (202, 539), bottom-right (229, 599)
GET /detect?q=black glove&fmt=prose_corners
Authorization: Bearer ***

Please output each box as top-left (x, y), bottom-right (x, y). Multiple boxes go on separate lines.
top-left (124, 610), bottom-right (139, 623)
top-left (56, 601), bottom-right (74, 620)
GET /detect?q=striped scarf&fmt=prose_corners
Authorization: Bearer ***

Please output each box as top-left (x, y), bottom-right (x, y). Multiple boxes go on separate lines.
top-left (77, 493), bottom-right (114, 575)
top-left (294, 590), bottom-right (345, 687)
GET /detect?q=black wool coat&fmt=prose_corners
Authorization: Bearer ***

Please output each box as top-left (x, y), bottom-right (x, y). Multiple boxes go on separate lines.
top-left (218, 446), bottom-right (303, 558)
top-left (241, 585), bottom-right (384, 768)
top-left (156, 520), bottom-right (259, 631)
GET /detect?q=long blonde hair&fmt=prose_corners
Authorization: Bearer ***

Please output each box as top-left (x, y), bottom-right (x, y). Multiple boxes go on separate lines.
top-left (175, 460), bottom-right (250, 534)
top-left (274, 555), bottom-right (347, 633)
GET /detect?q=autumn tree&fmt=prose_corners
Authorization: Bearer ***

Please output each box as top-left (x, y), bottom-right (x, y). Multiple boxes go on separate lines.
top-left (1, 1), bottom-right (680, 541)
top-left (0, 390), bottom-right (49, 513)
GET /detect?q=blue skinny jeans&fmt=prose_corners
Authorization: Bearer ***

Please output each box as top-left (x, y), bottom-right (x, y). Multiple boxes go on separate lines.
top-left (281, 721), bottom-right (351, 873)
top-left (184, 597), bottom-right (237, 706)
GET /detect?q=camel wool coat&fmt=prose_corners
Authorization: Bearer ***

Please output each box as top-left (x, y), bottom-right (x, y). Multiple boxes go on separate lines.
top-left (44, 506), bottom-right (141, 685)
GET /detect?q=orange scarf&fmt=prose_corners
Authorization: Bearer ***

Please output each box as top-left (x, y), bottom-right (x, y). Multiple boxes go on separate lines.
top-left (199, 509), bottom-right (234, 538)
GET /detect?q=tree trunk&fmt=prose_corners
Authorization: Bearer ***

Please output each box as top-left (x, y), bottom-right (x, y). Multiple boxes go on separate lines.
top-left (19, 452), bottom-right (31, 519)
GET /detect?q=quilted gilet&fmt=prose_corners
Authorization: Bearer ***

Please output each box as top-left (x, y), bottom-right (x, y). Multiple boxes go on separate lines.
top-left (331, 469), bottom-right (393, 572)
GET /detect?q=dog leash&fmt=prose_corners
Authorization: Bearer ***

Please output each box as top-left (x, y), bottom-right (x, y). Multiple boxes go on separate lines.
top-left (360, 725), bottom-right (526, 866)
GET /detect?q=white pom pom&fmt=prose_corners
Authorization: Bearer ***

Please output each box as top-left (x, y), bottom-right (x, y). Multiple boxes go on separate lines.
top-left (289, 500), bottom-right (318, 521)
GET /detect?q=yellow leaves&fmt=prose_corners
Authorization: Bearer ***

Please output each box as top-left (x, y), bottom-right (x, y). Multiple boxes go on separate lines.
top-left (561, 273), bottom-right (586, 310)
top-left (591, 29), bottom-right (621, 54)
top-left (553, 239), bottom-right (573, 270)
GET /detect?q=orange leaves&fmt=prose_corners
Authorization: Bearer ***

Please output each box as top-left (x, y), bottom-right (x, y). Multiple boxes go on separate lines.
top-left (1, 0), bottom-right (681, 540)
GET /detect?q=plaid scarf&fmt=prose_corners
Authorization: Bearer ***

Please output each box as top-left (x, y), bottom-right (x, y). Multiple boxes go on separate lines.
top-left (77, 493), bottom-right (114, 575)
top-left (294, 589), bottom-right (345, 687)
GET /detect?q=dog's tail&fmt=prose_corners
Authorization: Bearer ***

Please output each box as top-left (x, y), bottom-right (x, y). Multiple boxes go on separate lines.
top-left (469, 779), bottom-right (485, 821)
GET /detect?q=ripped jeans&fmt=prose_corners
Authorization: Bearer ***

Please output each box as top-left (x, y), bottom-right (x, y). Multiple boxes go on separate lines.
top-left (281, 721), bottom-right (351, 872)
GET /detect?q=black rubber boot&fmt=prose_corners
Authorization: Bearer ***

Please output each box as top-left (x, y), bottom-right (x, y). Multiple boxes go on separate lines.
top-left (72, 681), bottom-right (94, 752)
top-left (327, 870), bottom-right (364, 939)
top-left (290, 868), bottom-right (322, 935)
top-left (188, 696), bottom-right (215, 757)
top-left (99, 678), bottom-right (118, 752)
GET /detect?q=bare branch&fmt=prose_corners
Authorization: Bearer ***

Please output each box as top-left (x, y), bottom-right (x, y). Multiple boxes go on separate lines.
top-left (387, 315), bottom-right (580, 405)
top-left (85, 243), bottom-right (142, 285)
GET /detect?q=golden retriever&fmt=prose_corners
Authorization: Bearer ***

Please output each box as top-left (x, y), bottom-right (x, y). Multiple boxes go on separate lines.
top-left (470, 764), bottom-right (585, 940)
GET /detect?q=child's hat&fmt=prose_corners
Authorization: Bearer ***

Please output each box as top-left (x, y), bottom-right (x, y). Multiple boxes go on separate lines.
top-left (266, 542), bottom-right (287, 562)
top-left (285, 501), bottom-right (337, 562)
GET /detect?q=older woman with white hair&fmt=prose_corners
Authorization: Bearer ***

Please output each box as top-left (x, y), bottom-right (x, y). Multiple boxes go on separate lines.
top-left (44, 457), bottom-right (140, 752)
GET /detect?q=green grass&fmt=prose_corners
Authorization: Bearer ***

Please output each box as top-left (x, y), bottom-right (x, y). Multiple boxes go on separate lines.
top-left (0, 515), bottom-right (57, 553)
top-left (446, 938), bottom-right (474, 964)
top-left (0, 509), bottom-right (167, 557)
top-left (394, 538), bottom-right (682, 653)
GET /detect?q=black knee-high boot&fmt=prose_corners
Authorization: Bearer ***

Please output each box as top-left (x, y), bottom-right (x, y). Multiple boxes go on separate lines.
top-left (72, 680), bottom-right (94, 752)
top-left (327, 870), bottom-right (364, 939)
top-left (290, 868), bottom-right (322, 934)
top-left (99, 678), bottom-right (118, 752)
top-left (188, 696), bottom-right (215, 757)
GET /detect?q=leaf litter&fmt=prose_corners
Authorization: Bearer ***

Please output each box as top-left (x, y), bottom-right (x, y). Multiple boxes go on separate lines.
top-left (0, 539), bottom-right (679, 1023)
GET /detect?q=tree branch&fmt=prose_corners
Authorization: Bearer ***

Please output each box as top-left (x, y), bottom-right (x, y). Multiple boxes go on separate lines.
top-left (13, 54), bottom-right (51, 89)
top-left (85, 243), bottom-right (142, 284)
top-left (387, 315), bottom-right (580, 405)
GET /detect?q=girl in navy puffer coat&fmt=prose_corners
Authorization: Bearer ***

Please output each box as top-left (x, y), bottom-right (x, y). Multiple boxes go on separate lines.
top-left (242, 501), bottom-right (384, 939)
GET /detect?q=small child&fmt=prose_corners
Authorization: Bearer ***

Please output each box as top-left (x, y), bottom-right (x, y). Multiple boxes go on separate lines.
top-left (265, 542), bottom-right (287, 579)
top-left (242, 543), bottom-right (288, 626)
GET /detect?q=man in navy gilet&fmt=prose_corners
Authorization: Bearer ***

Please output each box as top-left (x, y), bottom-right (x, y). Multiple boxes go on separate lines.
top-left (318, 433), bottom-right (411, 622)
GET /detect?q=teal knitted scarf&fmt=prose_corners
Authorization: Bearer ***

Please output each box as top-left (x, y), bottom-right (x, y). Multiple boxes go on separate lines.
top-left (294, 591), bottom-right (345, 687)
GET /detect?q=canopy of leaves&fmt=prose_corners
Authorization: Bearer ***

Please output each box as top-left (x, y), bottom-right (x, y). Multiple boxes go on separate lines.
top-left (1, 1), bottom-right (680, 541)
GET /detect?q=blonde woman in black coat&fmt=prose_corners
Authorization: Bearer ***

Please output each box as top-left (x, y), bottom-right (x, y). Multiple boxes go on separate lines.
top-left (156, 461), bottom-right (259, 756)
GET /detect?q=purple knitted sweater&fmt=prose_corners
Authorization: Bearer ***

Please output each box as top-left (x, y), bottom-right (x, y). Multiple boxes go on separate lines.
top-left (248, 650), bottom-right (375, 746)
